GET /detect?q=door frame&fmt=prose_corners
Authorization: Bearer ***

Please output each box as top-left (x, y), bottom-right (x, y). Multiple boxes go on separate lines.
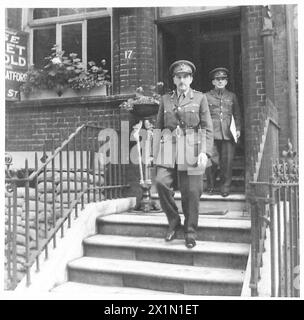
top-left (195, 31), bottom-right (240, 93)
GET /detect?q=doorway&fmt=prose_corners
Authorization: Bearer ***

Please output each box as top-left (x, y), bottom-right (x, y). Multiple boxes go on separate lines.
top-left (158, 14), bottom-right (242, 98)
top-left (157, 12), bottom-right (245, 192)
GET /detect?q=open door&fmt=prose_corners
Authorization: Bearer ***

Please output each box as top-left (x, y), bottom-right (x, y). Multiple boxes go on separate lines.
top-left (157, 13), bottom-right (245, 193)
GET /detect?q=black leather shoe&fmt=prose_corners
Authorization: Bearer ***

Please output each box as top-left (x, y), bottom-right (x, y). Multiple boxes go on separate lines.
top-left (165, 229), bottom-right (177, 242)
top-left (221, 192), bottom-right (229, 197)
top-left (207, 188), bottom-right (214, 194)
top-left (165, 222), bottom-right (181, 242)
top-left (185, 238), bottom-right (196, 249)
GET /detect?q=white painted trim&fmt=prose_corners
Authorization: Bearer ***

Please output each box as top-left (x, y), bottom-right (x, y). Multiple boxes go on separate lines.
top-left (27, 9), bottom-right (112, 72)
top-left (82, 20), bottom-right (87, 67)
top-left (28, 10), bottom-right (110, 27)
top-left (241, 246), bottom-right (252, 297)
top-left (56, 23), bottom-right (61, 50)
top-left (110, 8), bottom-right (114, 87)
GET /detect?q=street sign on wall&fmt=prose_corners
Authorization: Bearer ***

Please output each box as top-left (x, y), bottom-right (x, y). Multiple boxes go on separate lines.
top-left (5, 29), bottom-right (29, 101)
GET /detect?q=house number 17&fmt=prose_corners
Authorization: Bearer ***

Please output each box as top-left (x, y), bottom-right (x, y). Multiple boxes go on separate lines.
top-left (124, 50), bottom-right (133, 60)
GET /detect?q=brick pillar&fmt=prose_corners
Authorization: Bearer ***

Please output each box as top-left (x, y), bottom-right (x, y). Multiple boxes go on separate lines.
top-left (272, 5), bottom-right (297, 153)
top-left (240, 6), bottom-right (266, 193)
top-left (112, 7), bottom-right (157, 94)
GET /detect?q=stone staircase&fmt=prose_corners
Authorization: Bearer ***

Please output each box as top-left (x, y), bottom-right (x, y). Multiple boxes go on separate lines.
top-left (203, 154), bottom-right (245, 194)
top-left (52, 193), bottom-right (251, 297)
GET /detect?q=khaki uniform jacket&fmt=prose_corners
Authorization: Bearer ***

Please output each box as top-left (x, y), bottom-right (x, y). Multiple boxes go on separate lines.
top-left (205, 89), bottom-right (241, 140)
top-left (153, 89), bottom-right (213, 172)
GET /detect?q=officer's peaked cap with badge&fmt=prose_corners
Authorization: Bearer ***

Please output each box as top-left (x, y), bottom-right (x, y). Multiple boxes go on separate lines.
top-left (209, 67), bottom-right (229, 80)
top-left (169, 60), bottom-right (196, 76)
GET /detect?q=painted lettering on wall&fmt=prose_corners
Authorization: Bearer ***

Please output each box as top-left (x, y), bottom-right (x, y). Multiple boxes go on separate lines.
top-left (5, 29), bottom-right (29, 101)
top-left (124, 50), bottom-right (133, 60)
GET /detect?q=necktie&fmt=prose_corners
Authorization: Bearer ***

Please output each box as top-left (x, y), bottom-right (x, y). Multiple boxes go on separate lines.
top-left (178, 93), bottom-right (185, 104)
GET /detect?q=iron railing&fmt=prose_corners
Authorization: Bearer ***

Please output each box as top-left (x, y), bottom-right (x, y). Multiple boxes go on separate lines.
top-left (5, 122), bottom-right (129, 290)
top-left (249, 118), bottom-right (299, 297)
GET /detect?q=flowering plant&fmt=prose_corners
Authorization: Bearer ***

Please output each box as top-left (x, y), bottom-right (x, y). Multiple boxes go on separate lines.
top-left (119, 82), bottom-right (164, 112)
top-left (69, 59), bottom-right (111, 91)
top-left (20, 45), bottom-right (111, 96)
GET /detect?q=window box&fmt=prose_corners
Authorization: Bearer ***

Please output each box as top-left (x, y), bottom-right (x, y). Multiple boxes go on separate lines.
top-left (20, 85), bottom-right (107, 101)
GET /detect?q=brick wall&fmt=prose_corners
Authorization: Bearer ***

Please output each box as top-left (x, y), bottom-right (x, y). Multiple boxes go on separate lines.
top-left (5, 94), bottom-right (143, 199)
top-left (272, 5), bottom-right (292, 152)
top-left (240, 6), bottom-right (266, 189)
top-left (5, 95), bottom-right (130, 152)
top-left (113, 7), bottom-right (156, 94)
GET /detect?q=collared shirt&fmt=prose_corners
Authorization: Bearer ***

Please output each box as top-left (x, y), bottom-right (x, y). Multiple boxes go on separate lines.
top-left (176, 88), bottom-right (190, 101)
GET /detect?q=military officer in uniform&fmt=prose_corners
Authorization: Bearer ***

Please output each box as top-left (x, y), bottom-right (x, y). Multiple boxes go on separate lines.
top-left (153, 60), bottom-right (213, 248)
top-left (205, 67), bottom-right (241, 197)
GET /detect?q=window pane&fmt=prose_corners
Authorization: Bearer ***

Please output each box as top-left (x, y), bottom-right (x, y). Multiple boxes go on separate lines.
top-left (59, 8), bottom-right (86, 16)
top-left (33, 27), bottom-right (56, 68)
top-left (87, 17), bottom-right (111, 76)
top-left (33, 8), bottom-right (58, 19)
top-left (62, 23), bottom-right (82, 59)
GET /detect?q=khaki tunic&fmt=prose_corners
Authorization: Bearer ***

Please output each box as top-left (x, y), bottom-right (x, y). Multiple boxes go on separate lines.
top-left (205, 88), bottom-right (241, 140)
top-left (153, 89), bottom-right (213, 173)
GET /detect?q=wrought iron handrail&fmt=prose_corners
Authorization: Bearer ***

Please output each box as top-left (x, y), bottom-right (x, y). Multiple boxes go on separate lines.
top-left (27, 125), bottom-right (86, 181)
top-left (248, 116), bottom-right (299, 297)
top-left (5, 121), bottom-right (129, 290)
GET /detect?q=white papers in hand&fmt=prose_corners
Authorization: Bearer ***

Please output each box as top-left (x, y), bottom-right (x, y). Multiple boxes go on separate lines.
top-left (230, 115), bottom-right (238, 143)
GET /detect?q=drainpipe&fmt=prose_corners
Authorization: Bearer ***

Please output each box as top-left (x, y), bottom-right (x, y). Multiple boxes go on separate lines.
top-left (285, 5), bottom-right (298, 153)
top-left (261, 6), bottom-right (275, 105)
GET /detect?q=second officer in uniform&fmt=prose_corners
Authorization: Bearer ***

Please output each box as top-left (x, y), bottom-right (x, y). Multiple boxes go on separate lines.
top-left (205, 67), bottom-right (241, 197)
top-left (153, 60), bottom-right (213, 248)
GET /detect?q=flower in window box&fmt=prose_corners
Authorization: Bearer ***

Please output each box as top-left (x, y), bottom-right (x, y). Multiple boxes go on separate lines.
top-left (20, 44), bottom-right (111, 97)
top-left (119, 82), bottom-right (164, 113)
top-left (69, 59), bottom-right (111, 91)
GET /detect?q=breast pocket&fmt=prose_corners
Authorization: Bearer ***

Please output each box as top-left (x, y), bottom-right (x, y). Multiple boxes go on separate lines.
top-left (184, 104), bottom-right (200, 127)
top-left (223, 99), bottom-right (233, 111)
top-left (164, 110), bottom-right (177, 129)
top-left (208, 103), bottom-right (218, 117)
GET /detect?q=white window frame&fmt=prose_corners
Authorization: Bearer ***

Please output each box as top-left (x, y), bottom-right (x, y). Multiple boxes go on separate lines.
top-left (58, 21), bottom-right (86, 64)
top-left (27, 8), bottom-right (112, 75)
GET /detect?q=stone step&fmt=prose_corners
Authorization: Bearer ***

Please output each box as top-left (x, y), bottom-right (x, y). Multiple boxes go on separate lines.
top-left (68, 257), bottom-right (245, 296)
top-left (52, 281), bottom-right (186, 296)
top-left (83, 234), bottom-right (250, 269)
top-left (151, 192), bottom-right (246, 212)
top-left (97, 213), bottom-right (251, 243)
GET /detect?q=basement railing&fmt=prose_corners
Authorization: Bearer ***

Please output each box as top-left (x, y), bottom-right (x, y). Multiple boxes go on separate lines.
top-left (5, 123), bottom-right (129, 290)
top-left (248, 118), bottom-right (299, 297)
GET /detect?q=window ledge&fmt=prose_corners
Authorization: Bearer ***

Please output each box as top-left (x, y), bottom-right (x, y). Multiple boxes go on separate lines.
top-left (6, 93), bottom-right (135, 109)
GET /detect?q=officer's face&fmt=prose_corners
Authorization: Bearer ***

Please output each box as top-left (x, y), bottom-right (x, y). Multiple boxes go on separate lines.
top-left (173, 73), bottom-right (193, 92)
top-left (212, 77), bottom-right (228, 89)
